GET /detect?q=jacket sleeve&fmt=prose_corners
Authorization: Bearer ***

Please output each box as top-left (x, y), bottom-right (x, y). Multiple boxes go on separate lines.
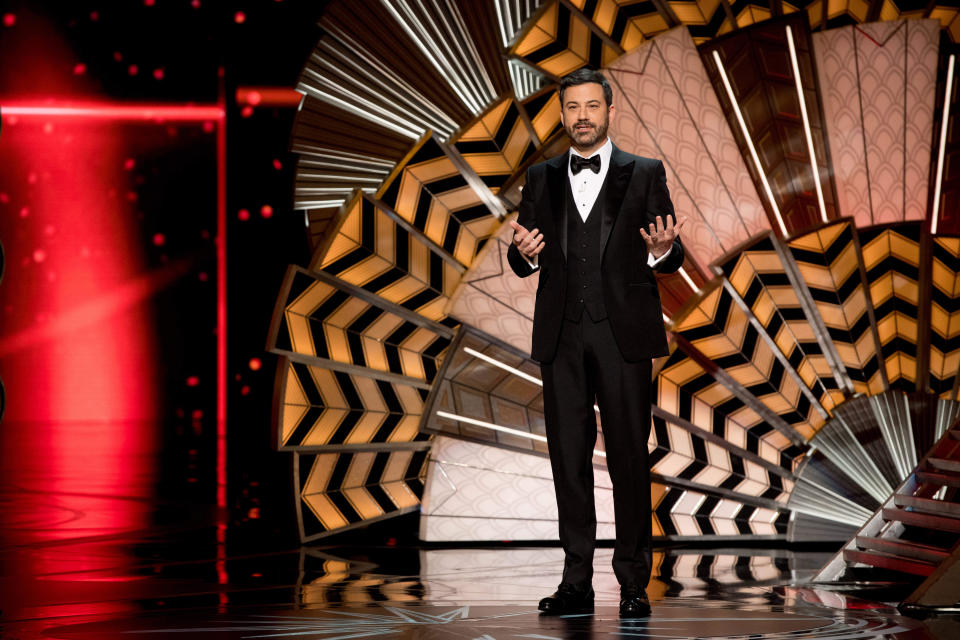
top-left (647, 160), bottom-right (685, 275)
top-left (507, 167), bottom-right (540, 279)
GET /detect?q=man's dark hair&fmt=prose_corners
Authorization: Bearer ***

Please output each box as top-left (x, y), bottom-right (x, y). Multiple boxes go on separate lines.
top-left (559, 68), bottom-right (613, 107)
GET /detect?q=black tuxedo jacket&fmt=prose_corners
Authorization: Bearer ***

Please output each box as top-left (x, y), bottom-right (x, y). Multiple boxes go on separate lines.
top-left (507, 145), bottom-right (684, 363)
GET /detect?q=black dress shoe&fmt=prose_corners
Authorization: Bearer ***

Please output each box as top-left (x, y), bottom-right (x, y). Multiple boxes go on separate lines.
top-left (619, 585), bottom-right (651, 617)
top-left (538, 582), bottom-right (595, 615)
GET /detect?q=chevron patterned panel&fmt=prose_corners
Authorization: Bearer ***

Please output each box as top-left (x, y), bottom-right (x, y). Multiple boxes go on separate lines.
top-left (521, 87), bottom-right (562, 147)
top-left (858, 223), bottom-right (921, 391)
top-left (271, 267), bottom-right (452, 381)
top-left (721, 235), bottom-right (843, 416)
top-left (812, 0), bottom-right (870, 30)
top-left (883, 2), bottom-right (960, 41)
top-left (787, 221), bottom-right (884, 395)
top-left (662, 0), bottom-right (727, 44)
top-left (511, 0), bottom-right (620, 77)
top-left (296, 449), bottom-right (429, 541)
top-left (570, 0), bottom-right (670, 51)
top-left (931, 237), bottom-right (960, 398)
top-left (377, 134), bottom-right (500, 268)
top-left (652, 483), bottom-right (787, 538)
top-left (607, 27), bottom-right (769, 275)
top-left (314, 193), bottom-right (461, 324)
top-left (655, 346), bottom-right (804, 472)
top-left (672, 281), bottom-right (821, 440)
top-left (701, 14), bottom-right (837, 235)
top-left (812, 21), bottom-right (939, 227)
top-left (275, 358), bottom-right (430, 450)
top-left (451, 98), bottom-right (538, 197)
top-left (649, 412), bottom-right (794, 505)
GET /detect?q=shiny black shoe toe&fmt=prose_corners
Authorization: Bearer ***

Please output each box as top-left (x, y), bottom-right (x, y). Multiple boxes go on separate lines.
top-left (619, 585), bottom-right (651, 618)
top-left (538, 583), bottom-right (595, 615)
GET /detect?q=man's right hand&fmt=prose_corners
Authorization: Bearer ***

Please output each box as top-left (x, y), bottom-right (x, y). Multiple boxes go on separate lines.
top-left (510, 220), bottom-right (545, 261)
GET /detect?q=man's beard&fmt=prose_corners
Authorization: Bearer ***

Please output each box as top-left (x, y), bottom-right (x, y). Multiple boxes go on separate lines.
top-left (566, 117), bottom-right (609, 151)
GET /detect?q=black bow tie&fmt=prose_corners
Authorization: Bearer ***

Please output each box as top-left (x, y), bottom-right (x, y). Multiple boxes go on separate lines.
top-left (570, 154), bottom-right (601, 175)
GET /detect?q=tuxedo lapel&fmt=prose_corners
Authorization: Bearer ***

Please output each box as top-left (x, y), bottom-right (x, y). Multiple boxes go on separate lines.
top-left (600, 145), bottom-right (634, 259)
top-left (545, 154), bottom-right (568, 262)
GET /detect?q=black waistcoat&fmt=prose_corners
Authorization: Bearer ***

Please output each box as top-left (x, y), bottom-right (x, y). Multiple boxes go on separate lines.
top-left (563, 178), bottom-right (608, 321)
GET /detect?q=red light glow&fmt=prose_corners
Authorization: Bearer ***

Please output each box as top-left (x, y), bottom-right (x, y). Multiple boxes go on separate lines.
top-left (2, 13), bottom-right (15, 27)
top-left (235, 86), bottom-right (302, 107)
top-left (2, 102), bottom-right (225, 121)
top-left (248, 357), bottom-right (261, 370)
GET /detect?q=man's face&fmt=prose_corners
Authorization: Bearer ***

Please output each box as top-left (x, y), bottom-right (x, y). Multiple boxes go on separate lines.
top-left (560, 82), bottom-right (613, 152)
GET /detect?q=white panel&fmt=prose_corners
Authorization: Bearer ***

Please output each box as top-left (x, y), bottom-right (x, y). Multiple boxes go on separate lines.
top-left (420, 436), bottom-right (616, 541)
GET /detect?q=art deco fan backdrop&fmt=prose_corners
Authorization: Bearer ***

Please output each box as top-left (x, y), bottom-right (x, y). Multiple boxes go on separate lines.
top-left (268, 0), bottom-right (960, 545)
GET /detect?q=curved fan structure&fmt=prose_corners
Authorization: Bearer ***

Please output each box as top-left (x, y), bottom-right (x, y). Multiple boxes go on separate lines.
top-left (270, 0), bottom-right (960, 543)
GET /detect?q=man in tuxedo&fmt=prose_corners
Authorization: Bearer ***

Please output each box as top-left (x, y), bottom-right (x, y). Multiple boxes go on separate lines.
top-left (507, 68), bottom-right (685, 618)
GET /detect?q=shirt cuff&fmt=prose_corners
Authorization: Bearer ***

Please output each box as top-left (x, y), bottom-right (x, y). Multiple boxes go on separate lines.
top-left (524, 255), bottom-right (540, 271)
top-left (647, 246), bottom-right (671, 268)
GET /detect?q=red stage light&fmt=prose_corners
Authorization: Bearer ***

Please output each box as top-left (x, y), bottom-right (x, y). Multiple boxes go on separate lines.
top-left (1, 102), bottom-right (225, 121)
top-left (153, 68), bottom-right (164, 80)
top-left (124, 158), bottom-right (136, 170)
top-left (128, 64), bottom-right (139, 76)
top-left (272, 158), bottom-right (282, 170)
top-left (240, 105), bottom-right (253, 118)
top-left (73, 63), bottom-right (86, 75)
top-left (249, 357), bottom-right (261, 370)
top-left (186, 376), bottom-right (200, 387)
top-left (235, 87), bottom-right (302, 108)
top-left (152, 233), bottom-right (165, 246)
top-left (234, 11), bottom-right (246, 23)
top-left (2, 13), bottom-right (15, 27)
top-left (260, 204), bottom-right (273, 218)
top-left (237, 208), bottom-right (250, 221)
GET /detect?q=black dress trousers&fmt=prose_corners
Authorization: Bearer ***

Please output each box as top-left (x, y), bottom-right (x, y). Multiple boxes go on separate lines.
top-left (540, 313), bottom-right (653, 588)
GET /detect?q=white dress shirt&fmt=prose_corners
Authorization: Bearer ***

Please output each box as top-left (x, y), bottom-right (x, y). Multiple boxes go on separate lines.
top-left (524, 138), bottom-right (672, 269)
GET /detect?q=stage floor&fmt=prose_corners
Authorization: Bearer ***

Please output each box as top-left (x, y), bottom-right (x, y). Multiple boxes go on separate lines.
top-left (1, 417), bottom-right (956, 639)
top-left (2, 537), bottom-right (955, 639)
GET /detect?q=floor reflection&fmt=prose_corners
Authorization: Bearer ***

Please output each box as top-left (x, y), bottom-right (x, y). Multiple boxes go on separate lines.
top-left (0, 417), bottom-right (954, 639)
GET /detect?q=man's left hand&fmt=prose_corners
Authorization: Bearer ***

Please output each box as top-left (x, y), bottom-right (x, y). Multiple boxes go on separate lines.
top-left (640, 214), bottom-right (687, 259)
